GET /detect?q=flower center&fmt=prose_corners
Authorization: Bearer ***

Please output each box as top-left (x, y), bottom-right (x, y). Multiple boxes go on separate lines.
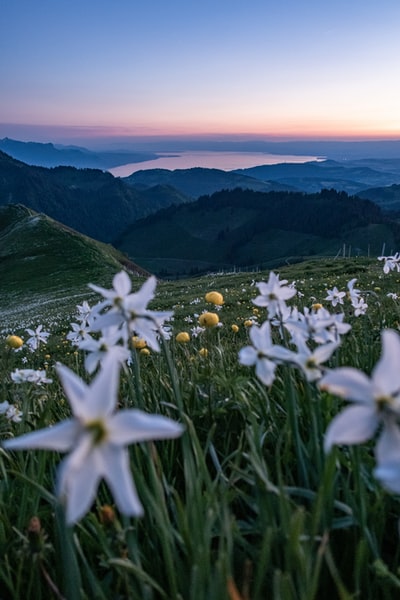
top-left (375, 395), bottom-right (394, 412)
top-left (86, 419), bottom-right (108, 445)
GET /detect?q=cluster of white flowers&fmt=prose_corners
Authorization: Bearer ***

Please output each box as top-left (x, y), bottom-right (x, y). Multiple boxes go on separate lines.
top-left (2, 272), bottom-right (184, 525)
top-left (0, 401), bottom-right (23, 423)
top-left (378, 252), bottom-right (400, 274)
top-left (325, 278), bottom-right (368, 316)
top-left (67, 271), bottom-right (174, 374)
top-left (11, 368), bottom-right (53, 385)
top-left (239, 272), bottom-right (351, 384)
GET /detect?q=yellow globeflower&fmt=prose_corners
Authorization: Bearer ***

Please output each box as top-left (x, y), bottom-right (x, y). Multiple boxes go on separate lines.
top-left (132, 336), bottom-right (147, 350)
top-left (140, 348), bottom-right (151, 356)
top-left (312, 303), bottom-right (323, 311)
top-left (199, 347), bottom-right (208, 357)
top-left (231, 324), bottom-right (239, 333)
top-left (205, 291), bottom-right (224, 305)
top-left (176, 331), bottom-right (190, 343)
top-left (244, 319), bottom-right (254, 327)
top-left (199, 312), bottom-right (219, 328)
top-left (6, 335), bottom-right (24, 349)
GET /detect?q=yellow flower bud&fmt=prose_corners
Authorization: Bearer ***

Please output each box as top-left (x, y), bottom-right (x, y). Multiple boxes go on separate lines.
top-left (311, 303), bottom-right (323, 311)
top-left (6, 335), bottom-right (24, 349)
top-left (199, 347), bottom-right (208, 357)
top-left (231, 324), bottom-right (239, 333)
top-left (244, 320), bottom-right (254, 327)
top-left (199, 312), bottom-right (220, 328)
top-left (132, 336), bottom-right (147, 349)
top-left (140, 348), bottom-right (150, 356)
top-left (205, 291), bottom-right (224, 305)
top-left (176, 331), bottom-right (190, 343)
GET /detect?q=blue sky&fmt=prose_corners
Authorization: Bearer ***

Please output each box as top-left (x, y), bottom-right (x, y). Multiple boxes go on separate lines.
top-left (1, 0), bottom-right (400, 144)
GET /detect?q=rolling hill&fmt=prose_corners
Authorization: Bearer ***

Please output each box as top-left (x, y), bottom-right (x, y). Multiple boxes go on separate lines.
top-left (114, 188), bottom-right (400, 277)
top-left (123, 167), bottom-right (295, 197)
top-left (0, 204), bottom-right (150, 326)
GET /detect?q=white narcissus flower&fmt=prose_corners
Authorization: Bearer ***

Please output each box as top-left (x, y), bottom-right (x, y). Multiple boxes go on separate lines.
top-left (89, 272), bottom-right (173, 351)
top-left (239, 320), bottom-right (296, 386)
top-left (325, 286), bottom-right (346, 307)
top-left (25, 325), bottom-right (50, 351)
top-left (11, 369), bottom-right (53, 385)
top-left (2, 355), bottom-right (184, 525)
top-left (253, 272), bottom-right (297, 318)
top-left (319, 329), bottom-right (400, 453)
top-left (292, 336), bottom-right (339, 382)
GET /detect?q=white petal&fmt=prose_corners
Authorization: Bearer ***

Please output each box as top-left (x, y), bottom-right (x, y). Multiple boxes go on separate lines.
top-left (255, 357), bottom-right (277, 386)
top-left (375, 420), bottom-right (400, 465)
top-left (319, 367), bottom-right (373, 404)
top-left (324, 404), bottom-right (378, 452)
top-left (3, 419), bottom-right (77, 452)
top-left (56, 363), bottom-right (88, 418)
top-left (238, 346), bottom-right (257, 367)
top-left (102, 446), bottom-right (144, 516)
top-left (84, 354), bottom-right (120, 419)
top-left (113, 271), bottom-right (132, 296)
top-left (374, 462), bottom-right (400, 494)
top-left (59, 452), bottom-right (102, 524)
top-left (108, 410), bottom-right (184, 445)
top-left (313, 342), bottom-right (339, 364)
top-left (373, 329), bottom-right (400, 396)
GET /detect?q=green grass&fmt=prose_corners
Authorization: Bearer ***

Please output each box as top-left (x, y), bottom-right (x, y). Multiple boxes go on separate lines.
top-left (2, 256), bottom-right (400, 599)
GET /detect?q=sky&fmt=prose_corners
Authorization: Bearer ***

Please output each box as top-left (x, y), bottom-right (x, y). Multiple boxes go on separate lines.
top-left (1, 0), bottom-right (400, 147)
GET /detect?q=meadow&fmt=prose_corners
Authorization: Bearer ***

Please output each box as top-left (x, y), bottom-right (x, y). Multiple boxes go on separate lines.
top-left (2, 257), bottom-right (400, 599)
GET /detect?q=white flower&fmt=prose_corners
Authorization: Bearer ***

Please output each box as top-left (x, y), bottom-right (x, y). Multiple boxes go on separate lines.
top-left (78, 327), bottom-right (129, 374)
top-left (239, 320), bottom-right (296, 386)
top-left (347, 278), bottom-right (361, 303)
top-left (292, 336), bottom-right (339, 382)
top-left (325, 286), bottom-right (346, 307)
top-left (66, 321), bottom-right (92, 346)
top-left (89, 272), bottom-right (173, 351)
top-left (319, 329), bottom-right (400, 453)
top-left (352, 297), bottom-right (368, 317)
top-left (2, 355), bottom-right (184, 524)
top-left (378, 253), bottom-right (400, 274)
top-left (253, 272), bottom-right (297, 318)
top-left (5, 405), bottom-right (23, 423)
top-left (25, 325), bottom-right (50, 351)
top-left (11, 369), bottom-right (53, 385)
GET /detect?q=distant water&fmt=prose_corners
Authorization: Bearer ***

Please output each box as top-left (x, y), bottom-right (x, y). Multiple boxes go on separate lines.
top-left (108, 151), bottom-right (322, 177)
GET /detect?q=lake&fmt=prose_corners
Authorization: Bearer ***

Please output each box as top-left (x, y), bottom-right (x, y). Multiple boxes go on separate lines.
top-left (108, 151), bottom-right (322, 177)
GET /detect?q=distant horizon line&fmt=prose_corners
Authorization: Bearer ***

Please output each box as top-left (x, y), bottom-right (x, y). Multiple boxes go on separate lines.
top-left (1, 123), bottom-right (400, 145)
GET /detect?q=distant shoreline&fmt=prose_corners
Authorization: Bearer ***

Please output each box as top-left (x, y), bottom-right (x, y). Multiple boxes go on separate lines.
top-left (108, 151), bottom-right (323, 177)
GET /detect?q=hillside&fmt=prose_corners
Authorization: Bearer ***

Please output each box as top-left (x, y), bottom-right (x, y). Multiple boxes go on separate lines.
top-left (358, 184), bottom-right (400, 214)
top-left (0, 204), bottom-right (149, 325)
top-left (114, 188), bottom-right (400, 277)
top-left (123, 167), bottom-right (295, 197)
top-left (0, 151), bottom-right (191, 241)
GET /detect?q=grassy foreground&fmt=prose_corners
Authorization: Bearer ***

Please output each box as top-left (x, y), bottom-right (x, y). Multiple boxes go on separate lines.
top-left (1, 257), bottom-right (400, 599)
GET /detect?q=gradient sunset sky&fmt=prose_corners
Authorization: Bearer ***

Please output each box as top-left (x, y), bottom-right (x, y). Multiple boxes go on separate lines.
top-left (1, 0), bottom-right (400, 145)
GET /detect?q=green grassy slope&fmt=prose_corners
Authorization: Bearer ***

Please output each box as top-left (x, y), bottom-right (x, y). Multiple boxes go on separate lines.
top-left (0, 204), bottom-right (149, 329)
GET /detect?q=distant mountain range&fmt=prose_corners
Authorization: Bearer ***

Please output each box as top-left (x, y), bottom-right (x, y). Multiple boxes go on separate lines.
top-left (2, 144), bottom-right (400, 278)
top-left (0, 137), bottom-right (157, 169)
top-left (0, 151), bottom-right (191, 241)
